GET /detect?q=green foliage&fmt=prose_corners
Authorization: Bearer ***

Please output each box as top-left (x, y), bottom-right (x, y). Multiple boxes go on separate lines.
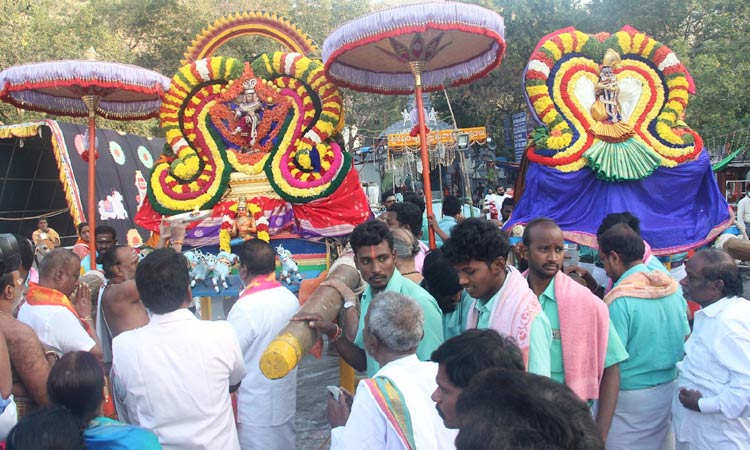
top-left (0, 0), bottom-right (746, 141)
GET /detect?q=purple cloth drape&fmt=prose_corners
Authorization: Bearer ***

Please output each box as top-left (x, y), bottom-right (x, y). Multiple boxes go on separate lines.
top-left (505, 151), bottom-right (731, 254)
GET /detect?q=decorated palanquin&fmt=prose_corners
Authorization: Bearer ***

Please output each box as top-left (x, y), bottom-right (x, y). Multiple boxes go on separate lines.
top-left (135, 13), bottom-right (371, 249)
top-left (506, 26), bottom-right (731, 254)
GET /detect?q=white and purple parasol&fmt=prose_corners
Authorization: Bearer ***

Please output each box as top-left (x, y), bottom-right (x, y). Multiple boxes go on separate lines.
top-left (323, 2), bottom-right (505, 247)
top-left (0, 60), bottom-right (170, 269)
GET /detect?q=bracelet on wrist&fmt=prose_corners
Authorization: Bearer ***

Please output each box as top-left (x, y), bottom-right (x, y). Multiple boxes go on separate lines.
top-left (170, 240), bottom-right (184, 247)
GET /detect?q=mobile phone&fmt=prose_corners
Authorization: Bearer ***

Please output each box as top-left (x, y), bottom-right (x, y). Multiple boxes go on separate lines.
top-left (326, 385), bottom-right (341, 402)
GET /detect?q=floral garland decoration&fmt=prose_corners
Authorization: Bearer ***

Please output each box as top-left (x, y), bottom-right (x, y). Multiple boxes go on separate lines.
top-left (148, 50), bottom-right (349, 215)
top-left (147, 57), bottom-right (241, 214)
top-left (252, 52), bottom-right (343, 148)
top-left (219, 201), bottom-right (238, 253)
top-left (250, 52), bottom-right (349, 202)
top-left (523, 26), bottom-right (701, 172)
top-left (246, 201), bottom-right (270, 242)
top-left (266, 142), bottom-right (351, 203)
top-left (148, 105), bottom-right (232, 215)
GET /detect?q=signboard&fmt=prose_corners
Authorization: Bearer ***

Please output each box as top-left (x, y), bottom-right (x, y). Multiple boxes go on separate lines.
top-left (512, 112), bottom-right (527, 162)
top-left (504, 115), bottom-right (513, 148)
top-left (387, 127), bottom-right (487, 150)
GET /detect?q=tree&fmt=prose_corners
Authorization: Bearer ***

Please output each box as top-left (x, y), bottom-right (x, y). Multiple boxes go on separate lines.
top-left (1, 0), bottom-right (745, 140)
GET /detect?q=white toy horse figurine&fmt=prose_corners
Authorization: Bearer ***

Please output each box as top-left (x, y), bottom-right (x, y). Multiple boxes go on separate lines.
top-left (34, 241), bottom-right (51, 265)
top-left (201, 253), bottom-right (221, 292)
top-left (184, 250), bottom-right (201, 284)
top-left (188, 250), bottom-right (211, 288)
top-left (275, 244), bottom-right (302, 285)
top-left (213, 251), bottom-right (237, 292)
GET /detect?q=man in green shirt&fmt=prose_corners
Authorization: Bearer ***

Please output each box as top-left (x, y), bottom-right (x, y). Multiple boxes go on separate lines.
top-left (598, 223), bottom-right (689, 450)
top-left (442, 218), bottom-right (552, 376)
top-left (421, 249), bottom-right (473, 340)
top-left (300, 220), bottom-right (444, 377)
top-left (521, 218), bottom-right (628, 442)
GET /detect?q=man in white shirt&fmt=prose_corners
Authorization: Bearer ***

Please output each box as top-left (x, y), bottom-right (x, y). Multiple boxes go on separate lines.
top-left (327, 291), bottom-right (456, 450)
top-left (112, 248), bottom-right (246, 450)
top-left (227, 239), bottom-right (300, 450)
top-left (483, 188), bottom-right (498, 220)
top-left (735, 187), bottom-right (750, 239)
top-left (673, 249), bottom-right (750, 450)
top-left (18, 249), bottom-right (102, 361)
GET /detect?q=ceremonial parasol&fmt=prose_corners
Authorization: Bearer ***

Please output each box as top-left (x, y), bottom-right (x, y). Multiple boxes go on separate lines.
top-left (0, 60), bottom-right (170, 269)
top-left (323, 1), bottom-right (505, 247)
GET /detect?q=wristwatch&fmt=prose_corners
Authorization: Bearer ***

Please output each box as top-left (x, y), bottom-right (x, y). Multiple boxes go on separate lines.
top-left (343, 300), bottom-right (357, 310)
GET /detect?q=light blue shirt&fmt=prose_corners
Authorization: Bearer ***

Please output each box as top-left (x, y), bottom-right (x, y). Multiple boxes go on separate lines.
top-left (80, 253), bottom-right (102, 272)
top-left (442, 290), bottom-right (473, 340)
top-left (435, 216), bottom-right (457, 245)
top-left (609, 264), bottom-right (690, 390)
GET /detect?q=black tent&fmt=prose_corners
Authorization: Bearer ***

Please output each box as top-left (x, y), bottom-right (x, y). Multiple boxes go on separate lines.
top-left (0, 120), bottom-right (164, 247)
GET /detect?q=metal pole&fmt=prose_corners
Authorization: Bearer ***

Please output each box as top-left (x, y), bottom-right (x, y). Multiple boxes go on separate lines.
top-left (82, 95), bottom-right (99, 271)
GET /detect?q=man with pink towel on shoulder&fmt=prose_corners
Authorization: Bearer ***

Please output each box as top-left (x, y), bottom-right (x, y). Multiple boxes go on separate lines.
top-left (442, 218), bottom-right (552, 377)
top-left (520, 218), bottom-right (628, 444)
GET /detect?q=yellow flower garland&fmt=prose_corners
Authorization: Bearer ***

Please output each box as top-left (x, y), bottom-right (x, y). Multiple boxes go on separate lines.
top-left (524, 27), bottom-right (700, 172)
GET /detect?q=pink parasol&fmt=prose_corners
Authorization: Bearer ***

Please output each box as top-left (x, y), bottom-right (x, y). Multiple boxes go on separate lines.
top-left (0, 60), bottom-right (170, 269)
top-left (323, 2), bottom-right (505, 247)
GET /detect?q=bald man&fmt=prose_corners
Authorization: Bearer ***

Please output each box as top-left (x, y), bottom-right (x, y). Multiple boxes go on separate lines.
top-left (18, 249), bottom-right (102, 362)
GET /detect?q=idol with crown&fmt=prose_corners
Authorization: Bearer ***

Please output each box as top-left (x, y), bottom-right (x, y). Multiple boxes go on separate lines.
top-left (506, 26), bottom-right (731, 255)
top-left (135, 13), bottom-right (371, 252)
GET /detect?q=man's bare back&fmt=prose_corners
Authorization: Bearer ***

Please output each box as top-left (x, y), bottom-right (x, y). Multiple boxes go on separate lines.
top-left (0, 314), bottom-right (51, 407)
top-left (101, 279), bottom-right (149, 338)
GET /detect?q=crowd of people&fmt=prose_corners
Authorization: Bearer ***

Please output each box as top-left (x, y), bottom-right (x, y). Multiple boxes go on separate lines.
top-left (0, 191), bottom-right (747, 450)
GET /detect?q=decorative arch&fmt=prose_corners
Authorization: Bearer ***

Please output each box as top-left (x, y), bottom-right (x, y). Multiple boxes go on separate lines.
top-left (182, 11), bottom-right (319, 65)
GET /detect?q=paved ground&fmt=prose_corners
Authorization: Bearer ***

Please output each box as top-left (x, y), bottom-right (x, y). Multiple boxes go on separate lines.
top-left (295, 343), bottom-right (340, 450)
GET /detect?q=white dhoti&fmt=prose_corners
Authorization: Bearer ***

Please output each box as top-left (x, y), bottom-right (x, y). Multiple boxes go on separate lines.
top-left (606, 380), bottom-right (677, 450)
top-left (238, 419), bottom-right (296, 450)
top-left (0, 396), bottom-right (18, 441)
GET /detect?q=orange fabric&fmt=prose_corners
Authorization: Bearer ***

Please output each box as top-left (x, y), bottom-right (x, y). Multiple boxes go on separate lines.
top-left (143, 232), bottom-right (162, 248)
top-left (25, 283), bottom-right (93, 336)
top-left (604, 270), bottom-right (679, 306)
top-left (102, 377), bottom-right (117, 419)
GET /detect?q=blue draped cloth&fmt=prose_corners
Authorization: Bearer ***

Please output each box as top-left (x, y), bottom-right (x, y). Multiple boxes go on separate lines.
top-left (84, 416), bottom-right (162, 450)
top-left (505, 151), bottom-right (731, 254)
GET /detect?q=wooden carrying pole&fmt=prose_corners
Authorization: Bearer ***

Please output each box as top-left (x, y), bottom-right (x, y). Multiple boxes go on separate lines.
top-left (83, 94), bottom-right (99, 270)
top-left (260, 264), bottom-right (360, 380)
